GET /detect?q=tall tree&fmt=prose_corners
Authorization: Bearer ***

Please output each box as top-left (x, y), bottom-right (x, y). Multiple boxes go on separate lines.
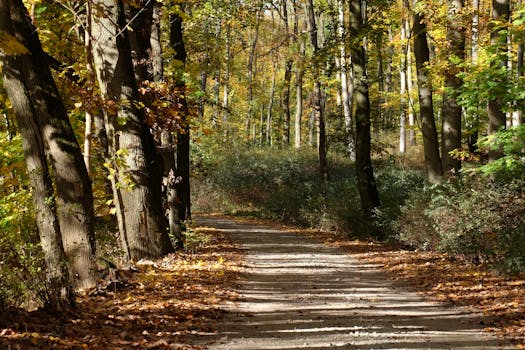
top-left (413, 3), bottom-right (443, 183)
top-left (170, 11), bottom-right (192, 223)
top-left (246, 4), bottom-right (263, 143)
top-left (281, 0), bottom-right (293, 145)
top-left (91, 0), bottom-right (174, 260)
top-left (349, 0), bottom-right (380, 219)
top-left (399, 14), bottom-right (408, 154)
top-left (487, 0), bottom-right (510, 161)
top-left (0, 3), bottom-right (72, 308)
top-left (405, 17), bottom-right (416, 146)
top-left (294, 6), bottom-right (305, 149)
top-left (441, 0), bottom-right (466, 174)
top-left (1, 0), bottom-right (97, 291)
top-left (306, 0), bottom-right (329, 181)
top-left (125, 0), bottom-right (184, 249)
top-left (337, 0), bottom-right (355, 159)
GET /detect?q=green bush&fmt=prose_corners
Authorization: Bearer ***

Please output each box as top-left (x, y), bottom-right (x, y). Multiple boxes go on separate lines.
top-left (0, 189), bottom-right (48, 310)
top-left (192, 144), bottom-right (426, 238)
top-left (395, 177), bottom-right (525, 275)
top-left (0, 134), bottom-right (48, 310)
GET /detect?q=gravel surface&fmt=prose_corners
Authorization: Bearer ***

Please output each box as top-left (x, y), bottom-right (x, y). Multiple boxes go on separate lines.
top-left (195, 216), bottom-right (511, 350)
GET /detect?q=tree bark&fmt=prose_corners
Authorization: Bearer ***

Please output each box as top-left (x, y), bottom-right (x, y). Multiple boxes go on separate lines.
top-left (399, 17), bottom-right (407, 154)
top-left (281, 0), bottom-right (292, 146)
top-left (126, 0), bottom-right (183, 249)
top-left (170, 12), bottom-right (192, 223)
top-left (487, 0), bottom-right (510, 161)
top-left (349, 0), bottom-right (380, 219)
top-left (266, 61), bottom-right (278, 146)
top-left (0, 0), bottom-right (73, 306)
top-left (2, 0), bottom-right (97, 290)
top-left (246, 6), bottom-right (262, 144)
top-left (405, 18), bottom-right (416, 146)
top-left (441, 0), bottom-right (465, 174)
top-left (294, 6), bottom-right (304, 149)
top-left (222, 23), bottom-right (231, 129)
top-left (413, 6), bottom-right (443, 183)
top-left (338, 0), bottom-right (355, 160)
top-left (306, 0), bottom-right (329, 182)
top-left (124, 0), bottom-right (155, 84)
top-left (512, 42), bottom-right (524, 126)
top-left (471, 0), bottom-right (479, 63)
top-left (91, 0), bottom-right (173, 260)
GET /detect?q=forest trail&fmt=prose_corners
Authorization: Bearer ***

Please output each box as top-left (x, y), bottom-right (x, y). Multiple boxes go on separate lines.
top-left (194, 215), bottom-right (510, 350)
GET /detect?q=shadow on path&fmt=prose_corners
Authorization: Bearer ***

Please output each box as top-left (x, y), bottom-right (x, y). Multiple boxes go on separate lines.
top-left (194, 216), bottom-right (511, 350)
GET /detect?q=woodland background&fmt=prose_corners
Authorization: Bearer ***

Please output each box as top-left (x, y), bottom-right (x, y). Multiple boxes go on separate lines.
top-left (0, 0), bottom-right (524, 315)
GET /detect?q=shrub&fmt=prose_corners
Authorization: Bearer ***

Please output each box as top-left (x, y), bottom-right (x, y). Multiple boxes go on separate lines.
top-left (395, 177), bottom-right (525, 275)
top-left (0, 134), bottom-right (50, 310)
top-left (0, 189), bottom-right (47, 310)
top-left (192, 145), bottom-right (426, 238)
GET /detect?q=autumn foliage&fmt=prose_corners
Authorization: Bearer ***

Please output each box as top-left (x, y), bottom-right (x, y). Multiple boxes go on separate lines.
top-left (0, 228), bottom-right (242, 349)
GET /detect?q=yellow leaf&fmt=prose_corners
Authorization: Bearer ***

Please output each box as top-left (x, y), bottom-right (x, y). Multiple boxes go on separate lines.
top-left (0, 31), bottom-right (29, 55)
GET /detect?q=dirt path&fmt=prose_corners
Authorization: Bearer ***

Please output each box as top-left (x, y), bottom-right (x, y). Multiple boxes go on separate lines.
top-left (195, 216), bottom-right (511, 349)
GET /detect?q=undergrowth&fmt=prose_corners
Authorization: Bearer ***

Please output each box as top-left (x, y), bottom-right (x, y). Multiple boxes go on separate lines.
top-left (192, 144), bottom-right (425, 238)
top-left (192, 142), bottom-right (525, 275)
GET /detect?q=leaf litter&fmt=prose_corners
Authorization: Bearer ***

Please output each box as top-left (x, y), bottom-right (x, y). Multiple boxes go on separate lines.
top-left (0, 228), bottom-right (243, 349)
top-left (2, 214), bottom-right (523, 348)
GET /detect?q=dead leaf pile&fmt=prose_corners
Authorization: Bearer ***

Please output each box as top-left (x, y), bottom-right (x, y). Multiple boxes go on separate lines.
top-left (0, 228), bottom-right (243, 349)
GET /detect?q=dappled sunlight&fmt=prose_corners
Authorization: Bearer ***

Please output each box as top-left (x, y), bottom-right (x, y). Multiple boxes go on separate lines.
top-left (194, 216), bottom-right (510, 350)
top-left (307, 230), bottom-right (525, 347)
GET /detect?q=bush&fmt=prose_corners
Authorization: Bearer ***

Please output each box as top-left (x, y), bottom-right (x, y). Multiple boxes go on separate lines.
top-left (0, 134), bottom-right (49, 310)
top-left (395, 177), bottom-right (525, 275)
top-left (0, 189), bottom-right (48, 310)
top-left (192, 144), bottom-right (426, 238)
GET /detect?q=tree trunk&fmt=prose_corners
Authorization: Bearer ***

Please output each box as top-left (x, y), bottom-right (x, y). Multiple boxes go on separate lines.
top-left (160, 131), bottom-right (182, 248)
top-left (91, 0), bottom-right (173, 260)
top-left (376, 34), bottom-right (384, 139)
top-left (128, 0), bottom-right (183, 248)
top-left (487, 0), bottom-right (510, 161)
top-left (212, 23), bottom-right (221, 124)
top-left (513, 42), bottom-right (524, 126)
top-left (385, 26), bottom-right (394, 129)
top-left (471, 0), bottom-right (479, 63)
top-left (399, 17), bottom-right (407, 154)
top-left (170, 12), bottom-right (192, 223)
top-left (294, 7), bottom-right (304, 149)
top-left (2, 0), bottom-right (97, 290)
top-left (124, 0), bottom-right (155, 84)
top-left (266, 61), bottom-right (278, 146)
top-left (338, 0), bottom-right (356, 160)
top-left (441, 0), bottom-right (465, 174)
top-left (349, 0), bottom-right (380, 219)
top-left (306, 0), bottom-right (329, 182)
top-left (222, 23), bottom-right (231, 129)
top-left (150, 2), bottom-right (163, 82)
top-left (0, 0), bottom-right (73, 306)
top-left (0, 79), bottom-right (73, 309)
top-left (247, 6), bottom-right (262, 143)
top-left (406, 18), bottom-right (416, 146)
top-left (198, 54), bottom-right (208, 120)
top-left (281, 0), bottom-right (292, 146)
top-left (413, 6), bottom-right (443, 183)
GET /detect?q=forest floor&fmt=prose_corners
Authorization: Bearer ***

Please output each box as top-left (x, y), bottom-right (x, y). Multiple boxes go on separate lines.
top-left (0, 225), bottom-right (244, 349)
top-left (192, 215), bottom-right (517, 349)
top-left (0, 214), bottom-right (523, 349)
